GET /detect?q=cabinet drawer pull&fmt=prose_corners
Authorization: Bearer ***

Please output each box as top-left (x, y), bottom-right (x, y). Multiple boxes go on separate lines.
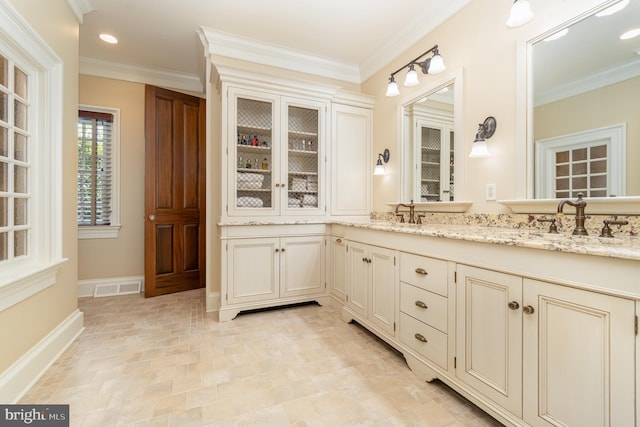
top-left (336, 238), bottom-right (342, 243)
top-left (414, 333), bottom-right (428, 343)
top-left (415, 268), bottom-right (428, 276)
top-left (414, 300), bottom-right (428, 309)
top-left (523, 305), bottom-right (535, 315)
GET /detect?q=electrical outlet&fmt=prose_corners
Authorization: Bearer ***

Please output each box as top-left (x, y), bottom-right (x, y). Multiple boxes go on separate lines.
top-left (486, 183), bottom-right (497, 201)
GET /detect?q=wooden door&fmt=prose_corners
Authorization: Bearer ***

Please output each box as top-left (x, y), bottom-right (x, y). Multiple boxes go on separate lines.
top-left (456, 264), bottom-right (523, 418)
top-left (144, 85), bottom-right (205, 297)
top-left (523, 279), bottom-right (635, 427)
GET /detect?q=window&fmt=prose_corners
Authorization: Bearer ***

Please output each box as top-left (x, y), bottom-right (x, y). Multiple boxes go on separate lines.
top-left (0, 0), bottom-right (65, 311)
top-left (77, 106), bottom-right (120, 238)
top-left (535, 124), bottom-right (626, 199)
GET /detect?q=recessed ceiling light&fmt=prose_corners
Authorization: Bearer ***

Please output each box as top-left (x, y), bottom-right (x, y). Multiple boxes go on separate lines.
top-left (99, 33), bottom-right (118, 44)
top-left (620, 28), bottom-right (640, 40)
top-left (595, 0), bottom-right (629, 17)
top-left (544, 28), bottom-right (569, 42)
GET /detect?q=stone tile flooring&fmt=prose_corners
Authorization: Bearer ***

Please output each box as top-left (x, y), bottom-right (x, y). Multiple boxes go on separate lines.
top-left (20, 289), bottom-right (502, 426)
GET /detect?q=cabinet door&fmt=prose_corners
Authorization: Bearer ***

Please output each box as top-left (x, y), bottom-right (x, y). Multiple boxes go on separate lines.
top-left (370, 246), bottom-right (397, 336)
top-left (227, 238), bottom-right (279, 304)
top-left (523, 279), bottom-right (635, 427)
top-left (229, 88), bottom-right (280, 216)
top-left (330, 104), bottom-right (371, 216)
top-left (346, 242), bottom-right (369, 318)
top-left (328, 236), bottom-right (348, 303)
top-left (280, 235), bottom-right (325, 297)
top-left (456, 265), bottom-right (523, 418)
top-left (282, 97), bottom-right (326, 215)
top-left (415, 120), bottom-right (454, 202)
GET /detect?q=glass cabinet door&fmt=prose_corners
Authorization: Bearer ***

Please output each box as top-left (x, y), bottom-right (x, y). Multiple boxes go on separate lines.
top-left (234, 94), bottom-right (277, 213)
top-left (417, 123), bottom-right (454, 202)
top-left (282, 98), bottom-right (324, 214)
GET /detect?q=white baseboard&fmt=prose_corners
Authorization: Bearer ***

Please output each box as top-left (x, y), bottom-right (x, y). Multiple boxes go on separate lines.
top-left (0, 309), bottom-right (84, 403)
top-left (206, 291), bottom-right (220, 313)
top-left (77, 275), bottom-right (144, 297)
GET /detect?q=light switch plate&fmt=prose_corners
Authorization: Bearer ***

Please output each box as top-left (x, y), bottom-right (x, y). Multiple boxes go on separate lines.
top-left (486, 183), bottom-right (496, 201)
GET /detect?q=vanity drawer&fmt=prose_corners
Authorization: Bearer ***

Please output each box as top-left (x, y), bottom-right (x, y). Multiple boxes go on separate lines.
top-left (400, 312), bottom-right (447, 370)
top-left (400, 252), bottom-right (448, 296)
top-left (400, 282), bottom-right (447, 333)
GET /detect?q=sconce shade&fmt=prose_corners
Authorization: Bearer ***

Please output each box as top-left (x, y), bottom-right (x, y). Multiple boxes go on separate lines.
top-left (469, 117), bottom-right (496, 158)
top-left (374, 160), bottom-right (385, 175)
top-left (374, 149), bottom-right (390, 175)
top-left (469, 139), bottom-right (490, 158)
top-left (506, 0), bottom-right (534, 28)
top-left (404, 64), bottom-right (420, 87)
top-left (386, 78), bottom-right (400, 97)
top-left (428, 53), bottom-right (446, 74)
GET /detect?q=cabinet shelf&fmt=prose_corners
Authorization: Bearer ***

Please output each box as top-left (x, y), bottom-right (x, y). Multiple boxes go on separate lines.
top-left (288, 190), bottom-right (318, 194)
top-left (289, 130), bottom-right (318, 139)
top-left (238, 124), bottom-right (271, 132)
top-left (422, 162), bottom-right (440, 166)
top-left (237, 167), bottom-right (270, 173)
top-left (288, 171), bottom-right (318, 176)
top-left (237, 145), bottom-right (271, 153)
top-left (288, 149), bottom-right (317, 156)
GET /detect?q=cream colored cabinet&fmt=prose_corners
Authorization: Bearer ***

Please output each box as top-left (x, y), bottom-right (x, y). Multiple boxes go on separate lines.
top-left (227, 86), bottom-right (327, 218)
top-left (522, 278), bottom-right (635, 427)
top-left (456, 264), bottom-right (636, 425)
top-left (330, 103), bottom-right (372, 217)
top-left (456, 265), bottom-right (523, 417)
top-left (222, 234), bottom-right (325, 320)
top-left (345, 241), bottom-right (398, 337)
top-left (327, 235), bottom-right (348, 304)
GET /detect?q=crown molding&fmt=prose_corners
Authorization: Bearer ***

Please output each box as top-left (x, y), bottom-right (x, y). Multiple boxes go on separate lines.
top-left (79, 56), bottom-right (203, 95)
top-left (535, 58), bottom-right (640, 106)
top-left (359, 0), bottom-right (471, 82)
top-left (65, 0), bottom-right (94, 24)
top-left (199, 27), bottom-right (361, 84)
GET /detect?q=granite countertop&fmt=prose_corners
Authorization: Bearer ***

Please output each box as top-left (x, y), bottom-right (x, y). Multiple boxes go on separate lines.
top-left (218, 220), bottom-right (640, 261)
top-left (338, 220), bottom-right (640, 261)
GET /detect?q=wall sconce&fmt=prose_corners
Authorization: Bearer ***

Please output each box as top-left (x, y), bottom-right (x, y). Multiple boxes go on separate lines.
top-left (469, 117), bottom-right (496, 159)
top-left (385, 45), bottom-right (446, 97)
top-left (374, 149), bottom-right (390, 175)
top-left (506, 0), bottom-right (534, 28)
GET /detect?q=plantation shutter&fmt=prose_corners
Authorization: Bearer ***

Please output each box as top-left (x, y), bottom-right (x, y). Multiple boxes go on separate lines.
top-left (77, 110), bottom-right (113, 225)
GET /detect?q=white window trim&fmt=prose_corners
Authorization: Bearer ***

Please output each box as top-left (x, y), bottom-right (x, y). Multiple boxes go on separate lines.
top-left (77, 105), bottom-right (121, 240)
top-left (0, 0), bottom-right (66, 311)
top-left (535, 123), bottom-right (626, 199)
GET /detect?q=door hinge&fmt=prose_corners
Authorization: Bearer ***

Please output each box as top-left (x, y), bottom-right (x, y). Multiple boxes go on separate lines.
top-left (324, 282), bottom-right (327, 289)
top-left (454, 357), bottom-right (457, 369)
top-left (226, 293), bottom-right (228, 302)
top-left (225, 243), bottom-right (228, 251)
top-left (635, 315), bottom-right (638, 335)
top-left (226, 147), bottom-right (228, 155)
top-left (454, 271), bottom-right (457, 283)
top-left (394, 256), bottom-right (396, 266)
top-left (394, 322), bottom-right (396, 332)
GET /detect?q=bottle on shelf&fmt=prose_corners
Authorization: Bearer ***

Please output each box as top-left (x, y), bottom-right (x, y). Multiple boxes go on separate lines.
top-left (251, 135), bottom-right (259, 146)
top-left (245, 158), bottom-right (252, 169)
top-left (238, 156), bottom-right (244, 169)
top-left (261, 158), bottom-right (269, 170)
top-left (253, 158), bottom-right (259, 169)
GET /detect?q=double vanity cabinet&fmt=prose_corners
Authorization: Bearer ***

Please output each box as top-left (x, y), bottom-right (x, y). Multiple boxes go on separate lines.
top-left (325, 223), bottom-right (639, 427)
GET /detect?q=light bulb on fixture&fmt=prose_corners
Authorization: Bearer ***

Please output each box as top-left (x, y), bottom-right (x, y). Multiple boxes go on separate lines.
top-left (506, 0), bottom-right (534, 29)
top-left (385, 76), bottom-right (400, 97)
top-left (374, 149), bottom-right (390, 175)
top-left (404, 64), bottom-right (419, 87)
top-left (428, 50), bottom-right (446, 74)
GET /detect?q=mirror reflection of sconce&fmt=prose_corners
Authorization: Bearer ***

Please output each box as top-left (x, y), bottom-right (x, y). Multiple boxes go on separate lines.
top-left (469, 117), bottom-right (496, 159)
top-left (506, 0), bottom-right (534, 28)
top-left (374, 149), bottom-right (390, 175)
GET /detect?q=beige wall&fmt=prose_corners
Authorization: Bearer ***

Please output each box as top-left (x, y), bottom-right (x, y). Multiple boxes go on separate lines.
top-left (363, 0), bottom-right (607, 212)
top-left (78, 76), bottom-right (146, 280)
top-left (0, 0), bottom-right (78, 372)
top-left (534, 76), bottom-right (640, 196)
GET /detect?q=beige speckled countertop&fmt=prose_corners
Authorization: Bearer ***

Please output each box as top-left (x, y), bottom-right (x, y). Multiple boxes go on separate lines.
top-left (219, 219), bottom-right (640, 261)
top-left (336, 221), bottom-right (640, 261)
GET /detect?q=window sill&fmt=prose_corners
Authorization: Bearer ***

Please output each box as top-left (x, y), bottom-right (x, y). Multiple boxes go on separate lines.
top-left (78, 224), bottom-right (121, 239)
top-left (0, 259), bottom-right (68, 312)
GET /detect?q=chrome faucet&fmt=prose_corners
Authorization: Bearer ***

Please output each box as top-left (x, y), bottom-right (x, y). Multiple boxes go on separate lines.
top-left (557, 193), bottom-right (588, 236)
top-left (395, 200), bottom-right (417, 224)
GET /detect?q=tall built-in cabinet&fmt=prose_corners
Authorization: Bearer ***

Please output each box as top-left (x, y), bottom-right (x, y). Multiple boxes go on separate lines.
top-left (208, 64), bottom-right (374, 321)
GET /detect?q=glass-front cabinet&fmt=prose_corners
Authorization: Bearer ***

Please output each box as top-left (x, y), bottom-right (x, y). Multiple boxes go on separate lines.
top-left (416, 120), bottom-right (454, 202)
top-left (228, 87), bottom-right (325, 217)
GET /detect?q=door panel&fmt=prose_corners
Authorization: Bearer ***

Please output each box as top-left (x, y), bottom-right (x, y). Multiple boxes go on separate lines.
top-left (145, 85), bottom-right (205, 297)
top-left (370, 246), bottom-right (396, 335)
top-left (280, 236), bottom-right (325, 297)
top-left (227, 238), bottom-right (279, 304)
top-left (346, 242), bottom-right (368, 317)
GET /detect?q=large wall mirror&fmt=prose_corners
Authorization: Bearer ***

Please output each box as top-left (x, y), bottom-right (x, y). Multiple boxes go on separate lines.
top-left (530, 0), bottom-right (640, 199)
top-left (401, 73), bottom-right (463, 205)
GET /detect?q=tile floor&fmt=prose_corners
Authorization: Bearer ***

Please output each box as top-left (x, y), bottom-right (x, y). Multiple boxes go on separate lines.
top-left (21, 289), bottom-right (503, 426)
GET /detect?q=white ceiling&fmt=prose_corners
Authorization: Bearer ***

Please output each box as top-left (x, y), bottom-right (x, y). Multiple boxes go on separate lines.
top-left (78, 0), bottom-right (470, 91)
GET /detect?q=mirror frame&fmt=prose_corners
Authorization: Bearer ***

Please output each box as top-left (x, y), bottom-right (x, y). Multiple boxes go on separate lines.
top-left (397, 67), bottom-right (468, 210)
top-left (503, 0), bottom-right (640, 214)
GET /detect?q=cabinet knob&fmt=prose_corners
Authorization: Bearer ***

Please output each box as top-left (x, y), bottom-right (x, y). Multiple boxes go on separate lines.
top-left (414, 333), bottom-right (428, 343)
top-left (414, 300), bottom-right (428, 309)
top-left (508, 301), bottom-right (520, 310)
top-left (523, 305), bottom-right (535, 315)
top-left (415, 268), bottom-right (428, 276)
top-left (281, 183), bottom-right (286, 188)
top-left (275, 248), bottom-right (280, 253)
top-left (281, 248), bottom-right (286, 253)
top-left (336, 238), bottom-right (342, 243)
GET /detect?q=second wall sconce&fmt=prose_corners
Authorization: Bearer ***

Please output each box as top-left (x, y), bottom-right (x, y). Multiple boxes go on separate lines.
top-left (385, 45), bottom-right (446, 97)
top-left (506, 0), bottom-right (534, 28)
top-left (374, 149), bottom-right (390, 175)
top-left (469, 117), bottom-right (496, 159)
